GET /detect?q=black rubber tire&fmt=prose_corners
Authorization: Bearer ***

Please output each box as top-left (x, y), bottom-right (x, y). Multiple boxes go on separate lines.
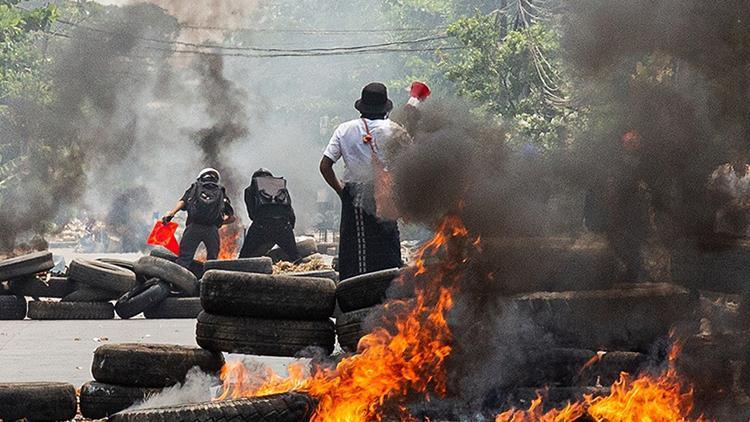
top-left (143, 297), bottom-right (203, 319)
top-left (91, 343), bottom-right (224, 388)
top-left (69, 259), bottom-right (136, 293)
top-left (201, 270), bottom-right (336, 319)
top-left (0, 382), bottom-right (77, 422)
top-left (203, 257), bottom-right (273, 274)
top-left (286, 269), bottom-right (339, 282)
top-left (109, 392), bottom-right (316, 422)
top-left (149, 247), bottom-right (205, 279)
top-left (0, 251), bottom-right (54, 281)
top-left (196, 311), bottom-right (335, 357)
top-left (8, 276), bottom-right (75, 298)
top-left (61, 286), bottom-right (119, 302)
top-left (336, 307), bottom-right (376, 352)
top-left (27, 300), bottom-right (114, 320)
top-left (0, 295), bottom-right (27, 320)
top-left (115, 280), bottom-right (170, 319)
top-left (79, 381), bottom-right (161, 419)
top-left (336, 268), bottom-right (401, 312)
top-left (96, 257), bottom-right (136, 272)
top-left (135, 256), bottom-right (199, 295)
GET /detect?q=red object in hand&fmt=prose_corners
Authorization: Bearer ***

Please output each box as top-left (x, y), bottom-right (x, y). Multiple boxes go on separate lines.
top-left (409, 81), bottom-right (431, 100)
top-left (147, 220), bottom-right (180, 255)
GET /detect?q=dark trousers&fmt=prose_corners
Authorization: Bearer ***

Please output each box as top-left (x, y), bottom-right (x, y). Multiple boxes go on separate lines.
top-left (338, 183), bottom-right (402, 281)
top-left (177, 223), bottom-right (219, 268)
top-left (239, 218), bottom-right (300, 261)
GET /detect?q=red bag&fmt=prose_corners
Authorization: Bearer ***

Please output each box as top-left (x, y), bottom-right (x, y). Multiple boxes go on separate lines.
top-left (147, 221), bottom-right (180, 255)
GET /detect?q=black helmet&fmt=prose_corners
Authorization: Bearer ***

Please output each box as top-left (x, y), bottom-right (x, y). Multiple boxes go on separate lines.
top-left (252, 168), bottom-right (273, 178)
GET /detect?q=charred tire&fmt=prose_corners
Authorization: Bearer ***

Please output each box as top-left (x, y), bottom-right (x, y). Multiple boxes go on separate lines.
top-left (96, 258), bottom-right (136, 272)
top-left (201, 270), bottom-right (336, 319)
top-left (109, 392), bottom-right (316, 422)
top-left (9, 276), bottom-right (75, 298)
top-left (336, 307), bottom-right (375, 352)
top-left (203, 257), bottom-right (273, 274)
top-left (62, 286), bottom-right (119, 302)
top-left (522, 348), bottom-right (648, 387)
top-left (336, 268), bottom-right (401, 312)
top-left (0, 382), bottom-right (77, 422)
top-left (149, 247), bottom-right (205, 279)
top-left (0, 251), bottom-right (54, 281)
top-left (135, 256), bottom-right (199, 295)
top-left (92, 343), bottom-right (224, 388)
top-left (196, 311), bottom-right (335, 357)
top-left (0, 295), bottom-right (26, 320)
top-left (79, 381), bottom-right (161, 419)
top-left (115, 280), bottom-right (170, 319)
top-left (69, 259), bottom-right (136, 294)
top-left (143, 297), bottom-right (202, 319)
top-left (27, 301), bottom-right (114, 320)
top-left (268, 239), bottom-right (319, 262)
top-left (287, 270), bottom-right (339, 282)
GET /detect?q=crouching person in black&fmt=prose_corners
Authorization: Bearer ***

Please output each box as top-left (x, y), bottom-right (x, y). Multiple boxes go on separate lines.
top-left (162, 168), bottom-right (235, 269)
top-left (238, 168), bottom-right (300, 261)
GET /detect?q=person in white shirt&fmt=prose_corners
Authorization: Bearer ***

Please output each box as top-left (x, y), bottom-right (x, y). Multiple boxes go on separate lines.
top-left (319, 82), bottom-right (409, 280)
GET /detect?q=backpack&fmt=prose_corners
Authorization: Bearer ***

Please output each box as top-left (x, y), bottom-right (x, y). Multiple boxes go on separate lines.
top-left (246, 176), bottom-right (291, 219)
top-left (187, 181), bottom-right (225, 225)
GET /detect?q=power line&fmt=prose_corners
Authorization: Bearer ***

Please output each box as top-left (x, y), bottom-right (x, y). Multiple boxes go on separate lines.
top-left (180, 24), bottom-right (447, 34)
top-left (43, 30), bottom-right (461, 59)
top-left (52, 18), bottom-right (451, 53)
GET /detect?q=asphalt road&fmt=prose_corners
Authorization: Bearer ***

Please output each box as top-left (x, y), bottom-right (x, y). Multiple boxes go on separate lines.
top-left (0, 319), bottom-right (294, 387)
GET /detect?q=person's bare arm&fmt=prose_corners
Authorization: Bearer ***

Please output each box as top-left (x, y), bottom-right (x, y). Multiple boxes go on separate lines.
top-left (320, 156), bottom-right (343, 196)
top-left (162, 200), bottom-right (186, 223)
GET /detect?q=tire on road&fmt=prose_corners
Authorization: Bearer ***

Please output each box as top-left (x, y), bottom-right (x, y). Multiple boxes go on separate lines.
top-left (0, 295), bottom-right (26, 320)
top-left (196, 311), bottom-right (335, 357)
top-left (115, 280), bottom-right (170, 319)
top-left (203, 257), bottom-right (273, 274)
top-left (513, 283), bottom-right (692, 352)
top-left (336, 268), bottom-right (401, 312)
top-left (0, 251), bottom-right (54, 281)
top-left (143, 297), bottom-right (202, 319)
top-left (69, 259), bottom-right (136, 294)
top-left (149, 247), bottom-right (205, 279)
top-left (27, 301), bottom-right (114, 320)
top-left (62, 287), bottom-right (119, 302)
top-left (201, 270), bottom-right (335, 319)
top-left (9, 276), bottom-right (75, 298)
top-left (268, 239), bottom-right (318, 262)
top-left (92, 343), bottom-right (224, 388)
top-left (135, 256), bottom-right (199, 296)
top-left (0, 382), bottom-right (77, 422)
top-left (109, 392), bottom-right (316, 422)
top-left (79, 381), bottom-right (161, 419)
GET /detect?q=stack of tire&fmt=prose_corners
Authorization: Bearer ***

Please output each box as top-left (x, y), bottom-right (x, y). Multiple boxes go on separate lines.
top-left (114, 255), bottom-right (202, 319)
top-left (0, 251), bottom-right (55, 320)
top-left (26, 258), bottom-right (137, 320)
top-left (334, 268), bottom-right (402, 352)
top-left (196, 260), bottom-right (337, 357)
top-left (79, 343), bottom-right (224, 419)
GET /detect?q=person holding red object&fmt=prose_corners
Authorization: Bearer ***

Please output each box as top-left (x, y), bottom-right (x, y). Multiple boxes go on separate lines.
top-left (161, 168), bottom-right (235, 269)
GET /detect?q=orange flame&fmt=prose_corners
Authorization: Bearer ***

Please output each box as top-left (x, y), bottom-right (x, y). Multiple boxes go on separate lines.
top-left (218, 213), bottom-right (474, 421)
top-left (495, 340), bottom-right (706, 422)
top-left (218, 224), bottom-right (242, 260)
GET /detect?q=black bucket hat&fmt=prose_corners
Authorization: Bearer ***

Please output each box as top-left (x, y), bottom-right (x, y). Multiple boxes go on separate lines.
top-left (354, 82), bottom-right (394, 114)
